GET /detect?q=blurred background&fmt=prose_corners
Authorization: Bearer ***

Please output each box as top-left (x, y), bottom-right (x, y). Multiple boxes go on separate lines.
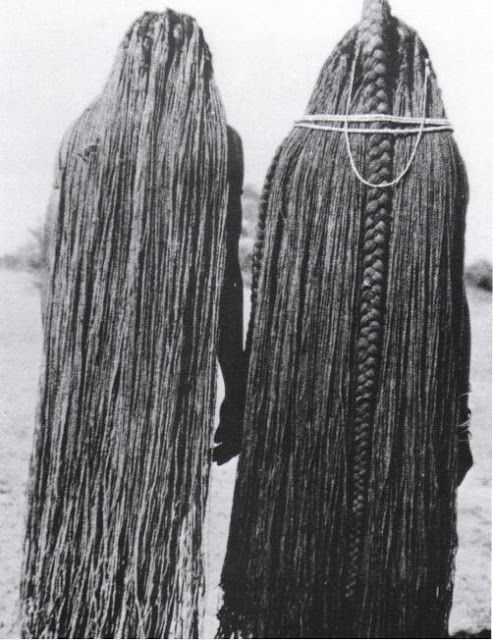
top-left (0, 0), bottom-right (490, 637)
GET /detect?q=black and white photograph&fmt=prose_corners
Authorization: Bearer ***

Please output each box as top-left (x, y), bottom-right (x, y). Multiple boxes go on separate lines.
top-left (0, 1), bottom-right (491, 638)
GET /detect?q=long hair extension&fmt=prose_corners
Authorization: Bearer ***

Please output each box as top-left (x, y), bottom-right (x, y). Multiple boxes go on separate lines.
top-left (218, 1), bottom-right (470, 637)
top-left (21, 11), bottom-right (228, 639)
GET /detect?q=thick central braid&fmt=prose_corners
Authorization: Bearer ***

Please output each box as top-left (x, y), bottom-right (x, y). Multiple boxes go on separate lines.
top-left (345, 0), bottom-right (394, 605)
top-left (245, 146), bottom-right (283, 358)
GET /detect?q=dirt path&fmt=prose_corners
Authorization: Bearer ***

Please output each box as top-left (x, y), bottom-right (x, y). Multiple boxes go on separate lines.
top-left (0, 270), bottom-right (489, 638)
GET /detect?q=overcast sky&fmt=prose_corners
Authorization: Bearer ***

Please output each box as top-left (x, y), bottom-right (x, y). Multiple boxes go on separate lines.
top-left (1, 0), bottom-right (492, 261)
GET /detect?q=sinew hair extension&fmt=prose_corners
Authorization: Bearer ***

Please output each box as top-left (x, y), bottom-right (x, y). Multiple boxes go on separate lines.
top-left (218, 1), bottom-right (470, 637)
top-left (21, 11), bottom-right (229, 638)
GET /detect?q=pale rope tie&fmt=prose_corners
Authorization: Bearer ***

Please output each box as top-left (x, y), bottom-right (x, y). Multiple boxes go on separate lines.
top-left (294, 57), bottom-right (453, 189)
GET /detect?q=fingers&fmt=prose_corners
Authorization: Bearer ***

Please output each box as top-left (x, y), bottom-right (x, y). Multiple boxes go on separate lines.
top-left (457, 441), bottom-right (473, 487)
top-left (212, 441), bottom-right (241, 466)
top-left (214, 397), bottom-right (244, 444)
top-left (214, 419), bottom-right (228, 443)
top-left (212, 399), bottom-right (243, 464)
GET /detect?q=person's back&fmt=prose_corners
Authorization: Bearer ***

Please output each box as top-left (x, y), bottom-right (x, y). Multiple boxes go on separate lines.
top-left (21, 12), bottom-right (245, 638)
top-left (218, 1), bottom-right (472, 637)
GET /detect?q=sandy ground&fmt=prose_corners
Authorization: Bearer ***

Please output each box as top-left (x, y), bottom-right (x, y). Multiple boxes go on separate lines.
top-left (0, 269), bottom-right (490, 638)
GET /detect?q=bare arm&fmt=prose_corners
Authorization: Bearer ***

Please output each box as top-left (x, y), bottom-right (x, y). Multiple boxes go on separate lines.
top-left (457, 291), bottom-right (473, 486)
top-left (455, 178), bottom-right (473, 487)
top-left (213, 127), bottom-right (247, 465)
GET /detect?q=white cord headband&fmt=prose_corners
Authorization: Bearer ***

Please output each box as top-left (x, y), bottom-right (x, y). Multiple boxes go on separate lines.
top-left (295, 122), bottom-right (452, 135)
top-left (297, 114), bottom-right (451, 125)
top-left (294, 57), bottom-right (454, 189)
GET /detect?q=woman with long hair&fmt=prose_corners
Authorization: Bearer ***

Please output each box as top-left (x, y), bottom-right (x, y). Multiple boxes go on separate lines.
top-left (22, 11), bottom-right (245, 638)
top-left (218, 1), bottom-right (472, 637)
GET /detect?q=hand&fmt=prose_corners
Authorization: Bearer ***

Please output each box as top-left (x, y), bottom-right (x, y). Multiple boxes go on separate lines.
top-left (212, 396), bottom-right (244, 465)
top-left (457, 439), bottom-right (473, 486)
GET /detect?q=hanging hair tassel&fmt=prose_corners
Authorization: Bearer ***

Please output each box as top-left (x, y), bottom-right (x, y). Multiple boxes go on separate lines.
top-left (21, 11), bottom-right (229, 638)
top-left (218, 1), bottom-right (471, 637)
